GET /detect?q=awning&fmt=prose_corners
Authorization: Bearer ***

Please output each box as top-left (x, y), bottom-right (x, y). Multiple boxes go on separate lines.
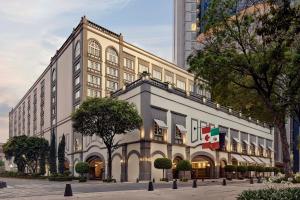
top-left (251, 142), bottom-right (258, 147)
top-left (251, 156), bottom-right (264, 164)
top-left (243, 140), bottom-right (250, 145)
top-left (241, 155), bottom-right (255, 163)
top-left (259, 157), bottom-right (271, 165)
top-left (267, 146), bottom-right (274, 151)
top-left (176, 124), bottom-right (187, 133)
top-left (154, 119), bottom-right (168, 129)
top-left (259, 144), bottom-right (265, 149)
top-left (231, 154), bottom-right (246, 162)
top-left (232, 137), bottom-right (239, 143)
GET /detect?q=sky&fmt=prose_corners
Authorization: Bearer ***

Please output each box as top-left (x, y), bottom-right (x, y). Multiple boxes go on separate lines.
top-left (0, 0), bottom-right (173, 143)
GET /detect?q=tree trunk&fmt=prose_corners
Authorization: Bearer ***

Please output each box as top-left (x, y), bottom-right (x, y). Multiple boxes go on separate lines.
top-left (163, 169), bottom-right (165, 179)
top-left (107, 149), bottom-right (112, 180)
top-left (275, 115), bottom-right (292, 176)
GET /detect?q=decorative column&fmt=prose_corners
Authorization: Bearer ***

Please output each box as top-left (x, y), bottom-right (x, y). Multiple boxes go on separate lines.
top-left (139, 141), bottom-right (151, 181)
top-left (167, 144), bottom-right (173, 179)
top-left (121, 144), bottom-right (127, 182)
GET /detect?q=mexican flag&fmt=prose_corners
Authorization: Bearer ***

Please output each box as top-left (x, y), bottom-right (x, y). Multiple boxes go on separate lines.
top-left (201, 127), bottom-right (220, 150)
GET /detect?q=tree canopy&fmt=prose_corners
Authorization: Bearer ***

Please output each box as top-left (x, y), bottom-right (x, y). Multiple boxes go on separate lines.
top-left (72, 97), bottom-right (143, 180)
top-left (188, 0), bottom-right (300, 174)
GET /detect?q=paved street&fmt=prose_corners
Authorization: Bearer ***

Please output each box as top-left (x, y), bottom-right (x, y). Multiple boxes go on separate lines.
top-left (0, 178), bottom-right (252, 199)
top-left (0, 178), bottom-right (282, 200)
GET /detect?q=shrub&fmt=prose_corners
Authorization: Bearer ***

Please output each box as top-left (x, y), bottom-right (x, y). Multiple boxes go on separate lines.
top-left (265, 167), bottom-right (273, 172)
top-left (238, 188), bottom-right (300, 200)
top-left (75, 162), bottom-right (89, 177)
top-left (154, 158), bottom-right (172, 179)
top-left (224, 165), bottom-right (237, 172)
top-left (176, 160), bottom-right (192, 180)
top-left (247, 165), bottom-right (256, 172)
top-left (103, 178), bottom-right (117, 183)
top-left (255, 166), bottom-right (265, 173)
top-left (64, 170), bottom-right (71, 177)
top-left (237, 166), bottom-right (247, 173)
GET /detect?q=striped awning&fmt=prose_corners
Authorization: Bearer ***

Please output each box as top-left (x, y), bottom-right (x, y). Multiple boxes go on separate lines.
top-left (251, 156), bottom-right (264, 164)
top-left (154, 119), bottom-right (168, 129)
top-left (241, 155), bottom-right (255, 163)
top-left (231, 154), bottom-right (246, 162)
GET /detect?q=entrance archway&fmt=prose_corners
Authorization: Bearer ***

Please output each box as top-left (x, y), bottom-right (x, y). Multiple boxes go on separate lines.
top-left (172, 156), bottom-right (183, 179)
top-left (86, 156), bottom-right (104, 180)
top-left (219, 160), bottom-right (227, 178)
top-left (64, 159), bottom-right (70, 172)
top-left (191, 155), bottom-right (215, 179)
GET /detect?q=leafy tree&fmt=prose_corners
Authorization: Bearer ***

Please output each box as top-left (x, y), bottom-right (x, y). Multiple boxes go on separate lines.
top-left (75, 161), bottom-right (89, 177)
top-left (176, 160), bottom-right (192, 178)
top-left (72, 97), bottom-right (143, 180)
top-left (188, 0), bottom-right (300, 174)
top-left (49, 131), bottom-right (57, 174)
top-left (154, 158), bottom-right (172, 179)
top-left (58, 134), bottom-right (66, 174)
top-left (3, 135), bottom-right (49, 173)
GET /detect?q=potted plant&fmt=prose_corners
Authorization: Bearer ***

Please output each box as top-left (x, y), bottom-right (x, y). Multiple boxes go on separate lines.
top-left (154, 158), bottom-right (172, 182)
top-left (176, 160), bottom-right (192, 182)
top-left (75, 162), bottom-right (89, 182)
top-left (224, 165), bottom-right (237, 180)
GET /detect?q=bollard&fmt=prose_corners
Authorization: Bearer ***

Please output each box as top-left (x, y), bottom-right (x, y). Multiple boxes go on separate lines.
top-left (153, 178), bottom-right (155, 183)
top-left (250, 177), bottom-right (254, 184)
top-left (192, 179), bottom-right (197, 188)
top-left (202, 178), bottom-right (204, 182)
top-left (2, 182), bottom-right (6, 188)
top-left (136, 178), bottom-right (139, 183)
top-left (64, 184), bottom-right (73, 197)
top-left (257, 177), bottom-right (262, 183)
top-left (222, 179), bottom-right (226, 186)
top-left (148, 181), bottom-right (154, 191)
top-left (0, 182), bottom-right (3, 189)
top-left (172, 180), bottom-right (178, 189)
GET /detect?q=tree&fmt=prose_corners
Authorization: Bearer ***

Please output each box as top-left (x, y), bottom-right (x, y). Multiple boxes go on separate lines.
top-left (72, 97), bottom-right (143, 180)
top-left (176, 160), bottom-right (192, 179)
top-left (154, 158), bottom-right (172, 180)
top-left (3, 135), bottom-right (49, 174)
top-left (58, 134), bottom-right (66, 174)
top-left (188, 0), bottom-right (300, 174)
top-left (49, 131), bottom-right (57, 174)
top-left (75, 162), bottom-right (89, 177)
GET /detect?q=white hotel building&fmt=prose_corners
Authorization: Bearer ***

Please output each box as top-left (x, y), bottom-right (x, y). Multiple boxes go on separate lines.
top-left (9, 17), bottom-right (273, 181)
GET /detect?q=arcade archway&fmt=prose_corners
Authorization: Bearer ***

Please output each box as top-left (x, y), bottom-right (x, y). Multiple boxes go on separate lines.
top-left (86, 155), bottom-right (105, 180)
top-left (219, 160), bottom-right (227, 178)
top-left (172, 156), bottom-right (183, 179)
top-left (191, 155), bottom-right (215, 179)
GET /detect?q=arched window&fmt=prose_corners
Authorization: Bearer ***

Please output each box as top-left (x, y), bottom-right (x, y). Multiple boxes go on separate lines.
top-left (74, 41), bottom-right (80, 58)
top-left (88, 40), bottom-right (101, 57)
top-left (52, 68), bottom-right (56, 82)
top-left (106, 47), bottom-right (118, 64)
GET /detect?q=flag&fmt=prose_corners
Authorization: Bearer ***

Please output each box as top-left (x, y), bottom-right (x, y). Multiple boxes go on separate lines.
top-left (202, 126), bottom-right (211, 149)
top-left (210, 128), bottom-right (220, 150)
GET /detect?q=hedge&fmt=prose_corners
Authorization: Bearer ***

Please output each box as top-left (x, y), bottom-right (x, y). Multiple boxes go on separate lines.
top-left (238, 188), bottom-right (300, 200)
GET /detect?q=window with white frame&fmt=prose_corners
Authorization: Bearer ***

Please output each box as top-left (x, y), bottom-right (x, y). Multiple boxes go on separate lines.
top-left (75, 76), bottom-right (80, 86)
top-left (242, 142), bottom-right (247, 154)
top-left (52, 69), bottom-right (56, 82)
top-left (189, 83), bottom-right (194, 92)
top-left (88, 74), bottom-right (101, 86)
top-left (75, 90), bottom-right (80, 99)
top-left (88, 60), bottom-right (101, 71)
top-left (152, 70), bottom-right (162, 80)
top-left (107, 67), bottom-right (118, 77)
top-left (124, 58), bottom-right (134, 70)
top-left (52, 85), bottom-right (56, 92)
top-left (123, 73), bottom-right (134, 83)
top-left (106, 47), bottom-right (118, 64)
top-left (250, 144), bottom-right (256, 155)
top-left (106, 80), bottom-right (118, 91)
top-left (75, 41), bottom-right (80, 58)
top-left (88, 40), bottom-right (101, 57)
top-left (87, 88), bottom-right (101, 98)
top-left (176, 79), bottom-right (186, 90)
top-left (165, 74), bottom-right (173, 83)
top-left (139, 63), bottom-right (149, 73)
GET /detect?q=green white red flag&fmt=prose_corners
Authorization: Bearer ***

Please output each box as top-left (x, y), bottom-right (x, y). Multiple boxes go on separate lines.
top-left (201, 127), bottom-right (220, 150)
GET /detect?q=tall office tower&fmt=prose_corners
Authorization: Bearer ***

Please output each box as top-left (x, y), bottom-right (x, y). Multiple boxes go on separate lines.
top-left (173, 0), bottom-right (202, 69)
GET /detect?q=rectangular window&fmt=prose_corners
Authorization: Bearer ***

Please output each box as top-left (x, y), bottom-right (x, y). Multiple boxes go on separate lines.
top-left (124, 58), bottom-right (134, 70)
top-left (123, 73), bottom-right (134, 83)
top-left (139, 64), bottom-right (149, 73)
top-left (165, 75), bottom-right (173, 83)
top-left (106, 80), bottom-right (118, 91)
top-left (88, 60), bottom-right (101, 71)
top-left (87, 88), bottom-right (101, 98)
top-left (75, 76), bottom-right (80, 86)
top-left (152, 70), bottom-right (162, 80)
top-left (176, 79), bottom-right (186, 90)
top-left (88, 74), bottom-right (101, 85)
top-left (189, 83), bottom-right (194, 92)
top-left (52, 85), bottom-right (56, 92)
top-left (75, 90), bottom-right (80, 99)
top-left (107, 67), bottom-right (118, 77)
